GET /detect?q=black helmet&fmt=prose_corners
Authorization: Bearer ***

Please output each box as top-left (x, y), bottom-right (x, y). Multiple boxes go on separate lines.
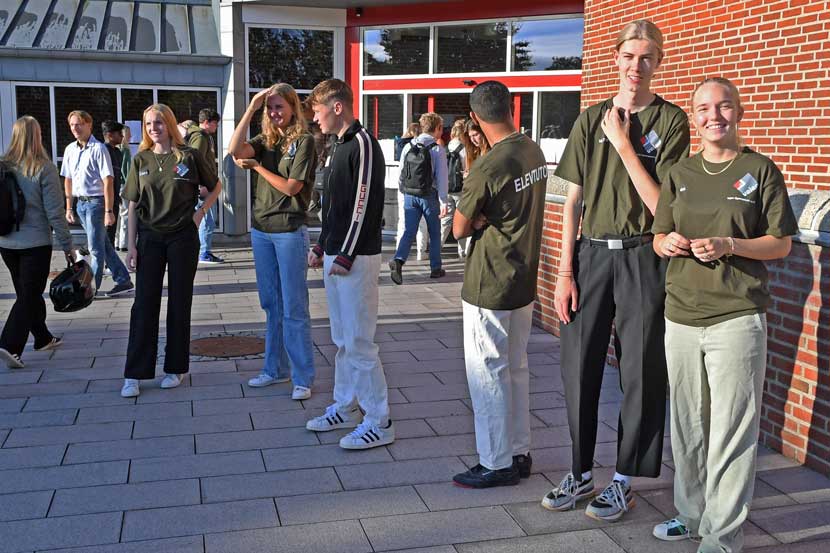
top-left (50, 260), bottom-right (95, 312)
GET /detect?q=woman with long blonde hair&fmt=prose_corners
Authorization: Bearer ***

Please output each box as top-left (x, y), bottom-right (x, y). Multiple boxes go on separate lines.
top-left (227, 83), bottom-right (317, 399)
top-left (119, 103), bottom-right (222, 398)
top-left (0, 116), bottom-right (74, 368)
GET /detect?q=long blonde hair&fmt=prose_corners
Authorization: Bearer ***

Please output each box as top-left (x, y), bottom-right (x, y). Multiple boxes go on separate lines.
top-left (2, 116), bottom-right (50, 177)
top-left (615, 20), bottom-right (664, 63)
top-left (260, 83), bottom-right (308, 153)
top-left (465, 118), bottom-right (490, 168)
top-left (138, 104), bottom-right (186, 162)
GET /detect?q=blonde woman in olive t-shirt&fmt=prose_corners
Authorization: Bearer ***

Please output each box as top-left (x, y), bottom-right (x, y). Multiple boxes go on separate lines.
top-left (651, 78), bottom-right (796, 551)
top-left (228, 83), bottom-right (316, 401)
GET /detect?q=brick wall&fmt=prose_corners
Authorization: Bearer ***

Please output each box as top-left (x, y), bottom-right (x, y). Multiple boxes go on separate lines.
top-left (534, 0), bottom-right (830, 475)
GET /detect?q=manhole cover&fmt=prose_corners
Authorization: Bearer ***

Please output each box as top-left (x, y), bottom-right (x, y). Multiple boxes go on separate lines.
top-left (190, 335), bottom-right (265, 357)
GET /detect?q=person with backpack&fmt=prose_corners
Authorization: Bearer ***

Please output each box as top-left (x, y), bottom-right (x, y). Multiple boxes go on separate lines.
top-left (184, 109), bottom-right (224, 265)
top-left (440, 119), bottom-right (469, 257)
top-left (0, 116), bottom-right (75, 368)
top-left (389, 112), bottom-right (448, 284)
top-left (395, 122), bottom-right (427, 261)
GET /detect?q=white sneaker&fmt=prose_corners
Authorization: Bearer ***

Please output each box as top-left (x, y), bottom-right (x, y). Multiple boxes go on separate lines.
top-left (0, 348), bottom-right (25, 369)
top-left (416, 251), bottom-right (425, 261)
top-left (247, 373), bottom-right (290, 388)
top-left (121, 378), bottom-right (140, 398)
top-left (306, 403), bottom-right (363, 432)
top-left (653, 518), bottom-right (693, 541)
top-left (339, 419), bottom-right (395, 450)
top-left (160, 373), bottom-right (183, 389)
top-left (291, 386), bottom-right (311, 400)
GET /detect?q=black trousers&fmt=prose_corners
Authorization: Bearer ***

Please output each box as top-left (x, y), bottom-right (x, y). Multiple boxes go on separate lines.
top-left (560, 239), bottom-right (668, 478)
top-left (0, 245), bottom-right (54, 356)
top-left (125, 224), bottom-right (199, 379)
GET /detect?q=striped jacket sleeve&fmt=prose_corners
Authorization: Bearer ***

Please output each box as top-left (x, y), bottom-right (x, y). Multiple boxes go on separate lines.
top-left (333, 128), bottom-right (376, 271)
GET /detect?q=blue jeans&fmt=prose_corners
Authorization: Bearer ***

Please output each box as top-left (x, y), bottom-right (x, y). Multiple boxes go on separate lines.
top-left (395, 192), bottom-right (442, 270)
top-left (251, 226), bottom-right (315, 387)
top-left (76, 196), bottom-right (130, 289)
top-left (197, 199), bottom-right (216, 256)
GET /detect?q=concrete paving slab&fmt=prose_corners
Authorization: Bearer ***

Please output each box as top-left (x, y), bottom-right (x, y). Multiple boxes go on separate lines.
top-left (389, 399), bottom-right (472, 420)
top-left (0, 490), bottom-right (53, 521)
top-left (262, 443), bottom-right (394, 471)
top-left (387, 434), bottom-right (477, 460)
top-left (50, 478), bottom-right (201, 516)
top-left (4, 420), bottom-right (133, 447)
top-left (335, 457), bottom-right (468, 490)
top-left (758, 466), bottom-right (830, 504)
top-left (455, 529), bottom-right (626, 553)
top-left (749, 501), bottom-right (830, 543)
top-left (191, 395), bottom-right (302, 416)
top-left (415, 475), bottom-right (553, 511)
top-left (204, 520), bottom-right (371, 553)
top-left (135, 384), bottom-right (243, 404)
top-left (0, 444), bottom-right (66, 470)
top-left (130, 451), bottom-right (264, 482)
top-left (195, 426), bottom-right (319, 453)
top-left (64, 435), bottom-right (194, 464)
top-left (40, 535), bottom-right (205, 553)
top-left (201, 467), bottom-right (341, 503)
top-left (23, 392), bottom-right (135, 411)
top-left (250, 409), bottom-right (315, 430)
top-left (0, 511), bottom-right (122, 553)
top-left (133, 412), bottom-right (252, 439)
top-left (77, 401), bottom-right (192, 423)
top-left (0, 460), bottom-right (128, 494)
top-left (317, 418), bottom-right (434, 444)
top-left (0, 398), bottom-right (26, 413)
top-left (276, 485), bottom-right (428, 525)
top-left (0, 381), bottom-right (89, 399)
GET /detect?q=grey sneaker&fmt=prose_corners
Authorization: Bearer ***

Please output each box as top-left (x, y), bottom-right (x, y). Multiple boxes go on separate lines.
top-left (291, 385), bottom-right (311, 400)
top-left (247, 374), bottom-right (290, 388)
top-left (585, 480), bottom-right (634, 521)
top-left (120, 378), bottom-right (140, 398)
top-left (653, 518), bottom-right (692, 541)
top-left (541, 472), bottom-right (594, 511)
top-left (160, 373), bottom-right (184, 389)
top-left (0, 347), bottom-right (25, 369)
top-left (106, 281), bottom-right (134, 297)
top-left (306, 403), bottom-right (362, 432)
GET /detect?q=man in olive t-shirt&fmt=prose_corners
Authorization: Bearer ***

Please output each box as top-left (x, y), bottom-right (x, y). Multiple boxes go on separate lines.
top-left (186, 108), bottom-right (222, 264)
top-left (451, 81), bottom-right (547, 489)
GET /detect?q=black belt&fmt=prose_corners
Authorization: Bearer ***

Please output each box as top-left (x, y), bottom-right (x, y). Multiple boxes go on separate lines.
top-left (582, 234), bottom-right (653, 250)
top-left (76, 195), bottom-right (103, 201)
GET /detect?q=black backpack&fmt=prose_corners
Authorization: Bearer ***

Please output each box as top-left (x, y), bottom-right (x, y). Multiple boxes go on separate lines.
top-left (0, 162), bottom-right (25, 236)
top-left (400, 142), bottom-right (434, 197)
top-left (447, 143), bottom-right (464, 194)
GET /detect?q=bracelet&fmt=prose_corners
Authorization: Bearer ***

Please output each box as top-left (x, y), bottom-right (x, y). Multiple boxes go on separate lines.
top-left (105, 210), bottom-right (113, 213)
top-left (726, 236), bottom-right (735, 256)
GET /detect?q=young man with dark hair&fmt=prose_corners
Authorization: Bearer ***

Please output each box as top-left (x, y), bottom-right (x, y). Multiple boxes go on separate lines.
top-left (185, 108), bottom-right (223, 264)
top-left (101, 120), bottom-right (125, 248)
top-left (451, 80), bottom-right (547, 487)
top-left (306, 79), bottom-right (395, 450)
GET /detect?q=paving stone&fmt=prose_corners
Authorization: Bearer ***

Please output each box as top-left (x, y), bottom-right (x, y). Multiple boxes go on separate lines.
top-left (41, 535), bottom-right (205, 553)
top-left (758, 466), bottom-right (830, 504)
top-left (0, 460), bottom-right (128, 494)
top-left (130, 451), bottom-right (264, 482)
top-left (0, 511), bottom-right (121, 552)
top-left (0, 370), bottom-right (42, 385)
top-left (0, 380), bottom-right (89, 399)
top-left (192, 395), bottom-right (302, 416)
top-left (4, 421), bottom-right (132, 447)
top-left (0, 490), bottom-right (53, 521)
top-left (189, 371), bottom-right (260, 387)
top-left (377, 548), bottom-right (456, 553)
top-left (201, 467), bottom-right (341, 503)
top-left (529, 391), bottom-right (566, 410)
top-left (387, 434), bottom-right (477, 460)
top-left (204, 520), bottom-right (371, 553)
top-left (78, 401), bottom-right (192, 423)
top-left (457, 530), bottom-right (624, 553)
top-left (276, 485), bottom-right (427, 525)
top-left (0, 444), bottom-right (66, 470)
top-left (360, 506), bottom-right (525, 551)
top-left (262, 443), bottom-right (393, 471)
top-left (250, 409), bottom-right (315, 430)
top-left (23, 392), bottom-right (135, 411)
top-left (133, 413), bottom-right (252, 439)
top-left (317, 418), bottom-right (434, 445)
top-left (64, 435), bottom-right (194, 464)
top-left (335, 456), bottom-right (468, 490)
top-left (38, 368), bottom-right (129, 383)
top-left (0, 398), bottom-right (26, 413)
top-left (749, 501), bottom-right (830, 543)
top-left (195, 426), bottom-right (318, 453)
top-left (744, 539), bottom-right (830, 552)
top-left (122, 499), bottom-right (277, 542)
top-left (755, 445), bottom-right (803, 472)
top-left (0, 428), bottom-right (7, 445)
top-left (385, 372), bottom-right (444, 388)
top-left (50, 478), bottom-right (201, 516)
top-left (399, 383), bottom-right (470, 402)
top-left (531, 407), bottom-right (569, 427)
top-left (0, 409), bottom-right (77, 430)
top-left (135, 384), bottom-right (243, 404)
top-left (416, 474), bottom-right (553, 510)
top-left (602, 519), bottom-right (777, 553)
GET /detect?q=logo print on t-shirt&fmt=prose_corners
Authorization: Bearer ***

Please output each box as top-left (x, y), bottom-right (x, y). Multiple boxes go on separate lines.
top-left (733, 173), bottom-right (758, 196)
top-left (640, 130), bottom-right (662, 154)
top-left (174, 163), bottom-right (190, 177)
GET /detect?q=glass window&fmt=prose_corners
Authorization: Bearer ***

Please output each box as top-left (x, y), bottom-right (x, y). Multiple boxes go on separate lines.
top-left (435, 23), bottom-right (508, 73)
top-left (15, 86), bottom-right (53, 158)
top-left (133, 2), bottom-right (160, 52)
top-left (363, 27), bottom-right (430, 76)
top-left (54, 86), bottom-right (117, 155)
top-left (539, 91), bottom-right (580, 163)
top-left (103, 1), bottom-right (133, 51)
top-left (162, 4), bottom-right (190, 53)
top-left (512, 18), bottom-right (584, 71)
top-left (69, 0), bottom-right (107, 50)
top-left (39, 0), bottom-right (76, 49)
top-left (248, 27), bottom-right (334, 90)
top-left (364, 95), bottom-right (403, 140)
top-left (121, 89), bottom-right (154, 123)
top-left (157, 90), bottom-right (218, 127)
top-left (517, 93), bottom-right (533, 138)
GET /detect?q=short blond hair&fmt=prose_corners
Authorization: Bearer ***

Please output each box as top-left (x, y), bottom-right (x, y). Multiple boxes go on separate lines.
top-left (450, 119), bottom-right (466, 140)
top-left (616, 20), bottom-right (664, 62)
top-left (419, 112), bottom-right (443, 134)
top-left (308, 79), bottom-right (353, 108)
top-left (67, 110), bottom-right (92, 125)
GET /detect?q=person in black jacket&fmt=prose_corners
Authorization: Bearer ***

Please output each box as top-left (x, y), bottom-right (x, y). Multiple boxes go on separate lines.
top-left (305, 78), bottom-right (394, 450)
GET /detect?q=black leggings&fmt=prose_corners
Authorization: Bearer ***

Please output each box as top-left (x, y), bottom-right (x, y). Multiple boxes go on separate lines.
top-left (0, 245), bottom-right (54, 356)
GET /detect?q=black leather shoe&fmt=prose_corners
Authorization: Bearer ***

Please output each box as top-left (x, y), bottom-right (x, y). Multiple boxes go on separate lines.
top-left (429, 268), bottom-right (446, 278)
top-left (452, 464), bottom-right (520, 488)
top-left (389, 258), bottom-right (403, 285)
top-left (513, 453), bottom-right (532, 478)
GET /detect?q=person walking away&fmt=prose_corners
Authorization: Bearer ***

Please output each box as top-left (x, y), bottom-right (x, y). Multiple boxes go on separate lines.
top-left (395, 122), bottom-right (427, 260)
top-left (184, 109), bottom-right (223, 264)
top-left (440, 119), bottom-right (469, 257)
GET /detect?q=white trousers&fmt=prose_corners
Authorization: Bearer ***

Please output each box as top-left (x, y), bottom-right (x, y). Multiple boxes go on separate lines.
top-left (440, 193), bottom-right (469, 256)
top-left (324, 254), bottom-right (390, 427)
top-left (396, 190), bottom-right (426, 257)
top-left (463, 300), bottom-right (533, 470)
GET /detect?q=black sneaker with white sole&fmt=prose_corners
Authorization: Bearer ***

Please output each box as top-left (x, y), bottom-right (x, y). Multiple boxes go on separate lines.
top-left (453, 464), bottom-right (520, 488)
top-left (389, 258), bottom-right (403, 285)
top-left (106, 281), bottom-right (134, 297)
top-left (513, 453), bottom-right (532, 478)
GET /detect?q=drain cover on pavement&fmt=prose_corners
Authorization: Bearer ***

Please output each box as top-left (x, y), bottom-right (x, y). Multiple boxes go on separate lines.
top-left (190, 335), bottom-right (265, 357)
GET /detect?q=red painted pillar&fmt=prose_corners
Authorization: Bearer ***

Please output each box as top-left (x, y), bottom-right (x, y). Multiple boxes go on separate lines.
top-left (513, 94), bottom-right (521, 131)
top-left (373, 97), bottom-right (379, 137)
top-left (427, 95), bottom-right (435, 112)
top-left (345, 26), bottom-right (361, 117)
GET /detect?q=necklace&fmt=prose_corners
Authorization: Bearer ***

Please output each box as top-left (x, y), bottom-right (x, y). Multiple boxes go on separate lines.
top-left (701, 153), bottom-right (739, 176)
top-left (152, 152), bottom-right (171, 173)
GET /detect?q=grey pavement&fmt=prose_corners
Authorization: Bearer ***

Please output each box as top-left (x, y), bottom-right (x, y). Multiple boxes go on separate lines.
top-left (0, 242), bottom-right (828, 552)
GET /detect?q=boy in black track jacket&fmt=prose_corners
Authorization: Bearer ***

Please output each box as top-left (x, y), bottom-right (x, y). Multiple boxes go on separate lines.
top-left (306, 79), bottom-right (394, 450)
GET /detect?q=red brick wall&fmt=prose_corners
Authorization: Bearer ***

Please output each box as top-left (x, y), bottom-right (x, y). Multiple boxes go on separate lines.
top-left (534, 0), bottom-right (830, 475)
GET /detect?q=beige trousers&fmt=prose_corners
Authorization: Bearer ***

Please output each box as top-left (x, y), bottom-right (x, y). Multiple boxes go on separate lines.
top-left (665, 313), bottom-right (767, 553)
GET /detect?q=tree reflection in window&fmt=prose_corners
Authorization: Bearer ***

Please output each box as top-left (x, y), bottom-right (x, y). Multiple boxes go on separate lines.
top-left (436, 23), bottom-right (508, 73)
top-left (364, 28), bottom-right (430, 76)
top-left (248, 28), bottom-right (334, 90)
top-left (511, 18), bottom-right (583, 72)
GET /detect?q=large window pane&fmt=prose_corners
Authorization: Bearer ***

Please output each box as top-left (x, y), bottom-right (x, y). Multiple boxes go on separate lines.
top-left (122, 89), bottom-right (153, 153)
top-left (364, 95), bottom-right (403, 140)
top-left (157, 90), bottom-right (218, 126)
top-left (248, 27), bottom-right (334, 90)
top-left (436, 23), bottom-right (507, 73)
top-left (54, 86), bottom-right (117, 154)
top-left (15, 86), bottom-right (52, 158)
top-left (364, 27), bottom-right (430, 76)
top-left (512, 18), bottom-right (583, 71)
top-left (518, 93), bottom-right (533, 138)
top-left (539, 91), bottom-right (580, 163)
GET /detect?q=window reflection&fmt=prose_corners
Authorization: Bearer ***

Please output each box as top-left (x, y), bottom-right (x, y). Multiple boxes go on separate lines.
top-left (512, 18), bottom-right (583, 71)
top-left (435, 23), bottom-right (508, 73)
top-left (364, 28), bottom-right (430, 76)
top-left (248, 28), bottom-right (334, 90)
top-left (539, 91), bottom-right (580, 163)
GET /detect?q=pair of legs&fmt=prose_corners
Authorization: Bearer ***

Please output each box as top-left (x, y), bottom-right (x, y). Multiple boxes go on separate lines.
top-left (115, 187), bottom-right (129, 249)
top-left (196, 198), bottom-right (217, 259)
top-left (124, 225), bottom-right (199, 379)
top-left (664, 314), bottom-right (767, 553)
top-left (440, 193), bottom-right (469, 256)
top-left (0, 245), bottom-right (55, 357)
top-left (251, 227), bottom-right (315, 388)
top-left (395, 192), bottom-right (442, 271)
top-left (75, 196), bottom-right (131, 290)
top-left (396, 190), bottom-right (426, 259)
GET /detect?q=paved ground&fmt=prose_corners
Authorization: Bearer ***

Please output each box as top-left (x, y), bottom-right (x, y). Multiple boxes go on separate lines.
top-left (1, 241), bottom-right (829, 553)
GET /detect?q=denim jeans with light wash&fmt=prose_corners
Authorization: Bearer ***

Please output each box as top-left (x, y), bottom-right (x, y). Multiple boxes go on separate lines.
top-left (395, 191), bottom-right (442, 270)
top-left (76, 196), bottom-right (131, 289)
top-left (251, 226), bottom-right (315, 388)
top-left (196, 198), bottom-right (216, 257)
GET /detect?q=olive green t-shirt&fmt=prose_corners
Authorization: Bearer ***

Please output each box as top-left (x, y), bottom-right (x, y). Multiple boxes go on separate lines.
top-left (457, 133), bottom-right (547, 310)
top-left (652, 148), bottom-right (798, 327)
top-left (555, 95), bottom-right (690, 238)
top-left (123, 147), bottom-right (218, 233)
top-left (249, 133), bottom-right (315, 233)
top-left (186, 124), bottom-right (215, 162)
